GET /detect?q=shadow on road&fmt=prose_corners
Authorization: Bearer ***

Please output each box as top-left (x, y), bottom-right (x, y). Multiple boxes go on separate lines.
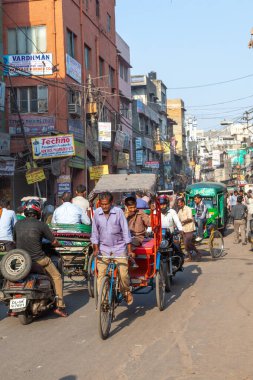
top-left (108, 264), bottom-right (202, 338)
top-left (59, 376), bottom-right (77, 380)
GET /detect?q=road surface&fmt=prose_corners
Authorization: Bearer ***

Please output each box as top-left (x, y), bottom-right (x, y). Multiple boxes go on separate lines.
top-left (1, 227), bottom-right (253, 380)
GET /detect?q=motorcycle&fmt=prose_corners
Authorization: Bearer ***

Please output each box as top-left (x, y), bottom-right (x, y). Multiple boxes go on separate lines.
top-left (158, 228), bottom-right (185, 292)
top-left (0, 246), bottom-right (63, 325)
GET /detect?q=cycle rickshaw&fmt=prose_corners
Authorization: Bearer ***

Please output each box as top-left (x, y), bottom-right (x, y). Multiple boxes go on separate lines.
top-left (185, 182), bottom-right (226, 259)
top-left (90, 173), bottom-right (166, 339)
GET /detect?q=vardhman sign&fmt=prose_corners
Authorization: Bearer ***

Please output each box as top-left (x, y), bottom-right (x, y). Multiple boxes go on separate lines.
top-left (4, 53), bottom-right (53, 76)
top-left (31, 134), bottom-right (75, 160)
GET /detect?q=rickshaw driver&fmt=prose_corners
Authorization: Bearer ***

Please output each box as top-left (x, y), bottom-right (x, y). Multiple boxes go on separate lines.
top-left (91, 191), bottom-right (134, 305)
top-left (193, 194), bottom-right (207, 242)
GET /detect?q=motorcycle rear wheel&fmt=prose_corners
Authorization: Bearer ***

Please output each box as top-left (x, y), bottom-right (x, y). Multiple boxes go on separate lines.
top-left (18, 311), bottom-right (33, 325)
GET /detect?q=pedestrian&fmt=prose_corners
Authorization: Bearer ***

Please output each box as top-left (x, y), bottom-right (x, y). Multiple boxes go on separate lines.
top-left (193, 194), bottom-right (207, 241)
top-left (177, 198), bottom-right (201, 262)
top-left (72, 184), bottom-right (90, 214)
top-left (0, 199), bottom-right (17, 251)
top-left (52, 192), bottom-right (90, 225)
top-left (91, 191), bottom-right (134, 305)
top-left (246, 190), bottom-right (253, 237)
top-left (231, 195), bottom-right (247, 245)
top-left (229, 191), bottom-right (238, 210)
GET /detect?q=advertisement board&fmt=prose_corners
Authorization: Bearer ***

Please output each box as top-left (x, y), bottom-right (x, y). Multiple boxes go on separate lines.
top-left (117, 152), bottom-right (129, 169)
top-left (89, 165), bottom-right (109, 180)
top-left (68, 119), bottom-right (84, 141)
top-left (31, 134), bottom-right (75, 160)
top-left (136, 150), bottom-right (143, 165)
top-left (98, 122), bottom-right (111, 142)
top-left (57, 175), bottom-right (71, 196)
top-left (114, 130), bottom-right (126, 151)
top-left (144, 161), bottom-right (159, 169)
top-left (25, 168), bottom-right (46, 184)
top-left (0, 133), bottom-right (10, 156)
top-left (9, 115), bottom-right (55, 136)
top-left (4, 53), bottom-right (53, 76)
top-left (66, 54), bottom-right (82, 84)
top-left (0, 157), bottom-right (15, 176)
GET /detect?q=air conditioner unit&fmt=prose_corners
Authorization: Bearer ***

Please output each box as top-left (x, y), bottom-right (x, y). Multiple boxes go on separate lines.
top-left (68, 103), bottom-right (81, 116)
top-left (38, 100), bottom-right (48, 113)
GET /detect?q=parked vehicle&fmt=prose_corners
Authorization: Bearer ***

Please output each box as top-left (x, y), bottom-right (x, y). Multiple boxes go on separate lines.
top-left (0, 247), bottom-right (63, 325)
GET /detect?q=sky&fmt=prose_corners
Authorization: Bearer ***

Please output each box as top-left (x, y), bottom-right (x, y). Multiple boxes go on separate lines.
top-left (116, 0), bottom-right (253, 131)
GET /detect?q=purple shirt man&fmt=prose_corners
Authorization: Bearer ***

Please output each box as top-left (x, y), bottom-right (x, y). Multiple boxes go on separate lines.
top-left (91, 206), bottom-right (131, 257)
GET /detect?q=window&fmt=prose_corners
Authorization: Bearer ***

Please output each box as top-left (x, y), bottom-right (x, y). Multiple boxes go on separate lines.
top-left (68, 90), bottom-right (81, 105)
top-left (145, 125), bottom-right (149, 135)
top-left (107, 13), bottom-right (111, 32)
top-left (119, 62), bottom-right (124, 79)
top-left (84, 45), bottom-right (91, 70)
top-left (124, 66), bottom-right (128, 82)
top-left (8, 26), bottom-right (46, 54)
top-left (96, 0), bottom-right (100, 17)
top-left (99, 57), bottom-right (104, 77)
top-left (109, 66), bottom-right (115, 88)
top-left (10, 86), bottom-right (48, 114)
top-left (67, 29), bottom-right (76, 58)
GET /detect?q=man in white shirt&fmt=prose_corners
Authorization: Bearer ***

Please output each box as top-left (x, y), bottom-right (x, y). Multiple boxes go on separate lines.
top-left (52, 192), bottom-right (91, 225)
top-left (0, 199), bottom-right (17, 251)
top-left (159, 195), bottom-right (183, 233)
top-left (72, 185), bottom-right (90, 214)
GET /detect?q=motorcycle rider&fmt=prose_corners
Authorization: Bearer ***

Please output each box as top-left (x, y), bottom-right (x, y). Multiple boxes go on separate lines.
top-left (0, 199), bottom-right (17, 251)
top-left (159, 195), bottom-right (183, 233)
top-left (13, 200), bottom-right (68, 317)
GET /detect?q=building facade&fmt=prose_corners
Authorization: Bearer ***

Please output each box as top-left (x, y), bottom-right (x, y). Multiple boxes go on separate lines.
top-left (2, 0), bottom-right (119, 206)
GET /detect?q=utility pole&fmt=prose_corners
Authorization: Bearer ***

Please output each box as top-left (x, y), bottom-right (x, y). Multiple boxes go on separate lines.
top-left (87, 74), bottom-right (100, 165)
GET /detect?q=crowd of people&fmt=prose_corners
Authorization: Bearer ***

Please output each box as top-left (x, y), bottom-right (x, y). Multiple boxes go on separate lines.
top-left (1, 184), bottom-right (251, 318)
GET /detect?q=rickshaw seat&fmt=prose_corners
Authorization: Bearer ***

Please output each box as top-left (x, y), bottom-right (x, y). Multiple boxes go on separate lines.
top-left (134, 239), bottom-right (155, 255)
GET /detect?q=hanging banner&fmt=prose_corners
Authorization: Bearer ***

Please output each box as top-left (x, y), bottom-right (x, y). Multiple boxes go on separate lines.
top-left (57, 175), bottom-right (72, 196)
top-left (31, 134), bottom-right (75, 160)
top-left (89, 165), bottom-right (109, 180)
top-left (98, 122), bottom-right (111, 142)
top-left (26, 168), bottom-right (46, 184)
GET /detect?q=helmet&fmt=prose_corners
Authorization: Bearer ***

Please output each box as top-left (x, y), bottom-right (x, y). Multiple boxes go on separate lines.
top-left (24, 199), bottom-right (42, 218)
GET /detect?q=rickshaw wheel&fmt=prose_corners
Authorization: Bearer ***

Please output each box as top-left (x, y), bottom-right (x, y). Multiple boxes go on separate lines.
top-left (98, 276), bottom-right (113, 340)
top-left (209, 230), bottom-right (224, 259)
top-left (156, 261), bottom-right (166, 311)
top-left (87, 253), bottom-right (95, 298)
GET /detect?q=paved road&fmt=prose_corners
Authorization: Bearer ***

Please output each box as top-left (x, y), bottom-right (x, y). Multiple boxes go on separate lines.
top-left (1, 227), bottom-right (253, 380)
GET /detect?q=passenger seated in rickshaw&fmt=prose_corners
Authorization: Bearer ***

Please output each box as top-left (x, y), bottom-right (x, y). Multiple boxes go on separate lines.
top-left (124, 196), bottom-right (151, 248)
top-left (52, 192), bottom-right (91, 225)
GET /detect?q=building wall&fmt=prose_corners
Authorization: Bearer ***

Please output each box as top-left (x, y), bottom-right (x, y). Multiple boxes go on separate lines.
top-left (167, 98), bottom-right (186, 155)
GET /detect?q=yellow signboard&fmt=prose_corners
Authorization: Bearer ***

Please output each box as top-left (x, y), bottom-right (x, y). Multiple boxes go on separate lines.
top-left (89, 165), bottom-right (109, 180)
top-left (26, 168), bottom-right (46, 185)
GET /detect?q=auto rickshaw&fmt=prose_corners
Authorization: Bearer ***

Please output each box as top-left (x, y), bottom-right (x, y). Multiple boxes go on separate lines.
top-left (89, 173), bottom-right (166, 339)
top-left (185, 182), bottom-right (227, 258)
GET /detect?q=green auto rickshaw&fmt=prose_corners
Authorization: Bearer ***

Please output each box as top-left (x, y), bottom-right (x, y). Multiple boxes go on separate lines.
top-left (185, 182), bottom-right (227, 233)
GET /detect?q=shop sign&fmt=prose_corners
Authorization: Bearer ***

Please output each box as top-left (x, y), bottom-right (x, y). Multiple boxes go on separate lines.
top-left (144, 161), bottom-right (159, 169)
top-left (25, 168), bottom-right (46, 184)
top-left (57, 175), bottom-right (71, 196)
top-left (0, 82), bottom-right (5, 111)
top-left (135, 137), bottom-right (143, 150)
top-left (0, 133), bottom-right (10, 156)
top-left (69, 157), bottom-right (85, 169)
top-left (74, 140), bottom-right (85, 158)
top-left (98, 122), bottom-right (111, 142)
top-left (114, 130), bottom-right (126, 151)
top-left (4, 53), bottom-right (53, 76)
top-left (89, 165), bottom-right (109, 180)
top-left (66, 54), bottom-right (82, 84)
top-left (0, 157), bottom-right (15, 176)
top-left (117, 152), bottom-right (129, 169)
top-left (136, 150), bottom-right (143, 165)
top-left (31, 134), bottom-right (75, 160)
top-left (68, 119), bottom-right (84, 141)
top-left (9, 115), bottom-right (55, 136)
top-left (144, 137), bottom-right (153, 150)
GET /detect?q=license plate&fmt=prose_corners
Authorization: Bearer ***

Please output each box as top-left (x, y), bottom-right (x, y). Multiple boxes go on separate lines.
top-left (10, 298), bottom-right (27, 310)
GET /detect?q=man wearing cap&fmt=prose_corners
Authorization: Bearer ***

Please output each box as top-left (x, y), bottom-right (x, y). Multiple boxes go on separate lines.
top-left (231, 195), bottom-right (248, 245)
